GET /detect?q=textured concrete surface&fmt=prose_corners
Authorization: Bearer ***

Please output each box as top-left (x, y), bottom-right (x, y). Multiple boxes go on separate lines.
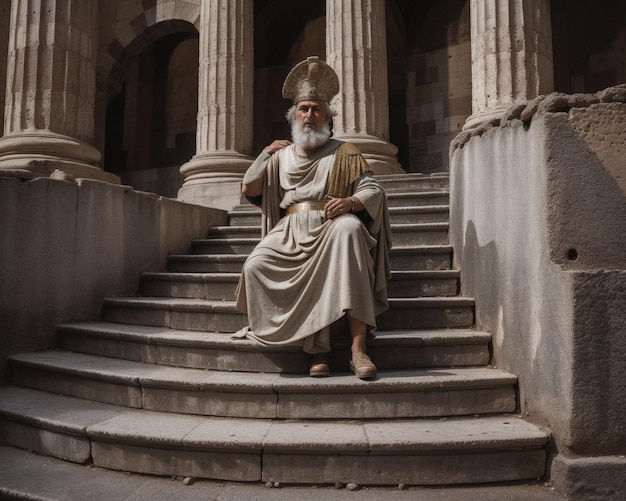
top-left (0, 444), bottom-right (566, 501)
top-left (450, 92), bottom-right (626, 495)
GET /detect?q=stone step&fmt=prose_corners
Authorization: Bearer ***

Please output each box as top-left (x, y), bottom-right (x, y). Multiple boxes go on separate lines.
top-left (386, 191), bottom-right (449, 207)
top-left (101, 297), bottom-right (475, 332)
top-left (140, 269), bottom-right (459, 300)
top-left (57, 322), bottom-right (492, 372)
top-left (140, 272), bottom-right (240, 299)
top-left (388, 244), bottom-right (453, 271)
top-left (390, 222), bottom-right (449, 246)
top-left (389, 270), bottom-right (459, 297)
top-left (197, 222), bottom-right (449, 249)
top-left (377, 172), bottom-right (450, 192)
top-left (0, 386), bottom-right (549, 485)
top-left (167, 254), bottom-right (247, 273)
top-left (191, 237), bottom-right (258, 255)
top-left (389, 205), bottom-right (449, 224)
top-left (380, 297), bottom-right (475, 329)
top-left (227, 203), bottom-right (450, 226)
top-left (102, 297), bottom-right (247, 332)
top-left (8, 351), bottom-right (518, 420)
top-left (168, 245), bottom-right (453, 273)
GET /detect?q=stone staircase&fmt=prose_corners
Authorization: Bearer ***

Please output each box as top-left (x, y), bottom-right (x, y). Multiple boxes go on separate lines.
top-left (0, 173), bottom-right (550, 486)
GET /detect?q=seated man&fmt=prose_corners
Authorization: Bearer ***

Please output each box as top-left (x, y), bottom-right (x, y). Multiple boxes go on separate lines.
top-left (235, 56), bottom-right (391, 379)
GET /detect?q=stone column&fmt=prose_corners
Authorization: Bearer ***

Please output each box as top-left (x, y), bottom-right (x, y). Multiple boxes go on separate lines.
top-left (464, 0), bottom-right (554, 129)
top-left (326, 0), bottom-right (403, 174)
top-left (0, 0), bottom-right (118, 182)
top-left (178, 0), bottom-right (254, 210)
top-left (0, 1), bottom-right (10, 134)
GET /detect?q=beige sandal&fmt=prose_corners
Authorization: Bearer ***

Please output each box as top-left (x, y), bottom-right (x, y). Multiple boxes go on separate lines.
top-left (350, 352), bottom-right (377, 380)
top-left (309, 352), bottom-right (330, 377)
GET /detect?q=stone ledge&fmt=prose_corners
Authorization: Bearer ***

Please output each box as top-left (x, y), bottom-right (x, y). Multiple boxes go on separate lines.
top-left (451, 84), bottom-right (626, 152)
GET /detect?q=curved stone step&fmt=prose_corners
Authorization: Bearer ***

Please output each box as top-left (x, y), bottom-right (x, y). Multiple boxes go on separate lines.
top-left (102, 297), bottom-right (247, 332)
top-left (8, 351), bottom-right (516, 419)
top-left (388, 270), bottom-right (459, 296)
top-left (140, 272), bottom-right (240, 299)
top-left (168, 245), bottom-right (454, 273)
top-left (167, 254), bottom-right (246, 273)
top-left (390, 222), bottom-right (449, 246)
top-left (57, 322), bottom-right (492, 372)
top-left (380, 297), bottom-right (475, 329)
top-left (388, 205), bottom-right (449, 224)
top-left (196, 221), bottom-right (450, 250)
top-left (377, 172), bottom-right (449, 192)
top-left (0, 386), bottom-right (549, 485)
top-left (388, 244), bottom-right (453, 271)
top-left (192, 237), bottom-right (260, 254)
top-left (228, 204), bottom-right (451, 226)
top-left (386, 191), bottom-right (449, 207)
top-left (139, 269), bottom-right (460, 299)
top-left (101, 297), bottom-right (475, 331)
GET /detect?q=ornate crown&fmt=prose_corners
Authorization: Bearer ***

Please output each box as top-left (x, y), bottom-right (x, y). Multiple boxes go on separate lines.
top-left (282, 56), bottom-right (340, 104)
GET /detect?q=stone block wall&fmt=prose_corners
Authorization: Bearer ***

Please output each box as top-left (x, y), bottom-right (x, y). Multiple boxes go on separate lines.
top-left (552, 0), bottom-right (626, 94)
top-left (405, 0), bottom-right (471, 173)
top-left (0, 173), bottom-right (226, 383)
top-left (449, 87), bottom-right (626, 498)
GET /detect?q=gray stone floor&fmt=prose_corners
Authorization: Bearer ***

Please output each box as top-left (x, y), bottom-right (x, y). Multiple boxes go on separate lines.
top-left (0, 445), bottom-right (567, 501)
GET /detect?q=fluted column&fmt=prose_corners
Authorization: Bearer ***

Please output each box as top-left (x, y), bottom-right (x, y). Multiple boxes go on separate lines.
top-left (0, 0), bottom-right (118, 182)
top-left (326, 0), bottom-right (403, 174)
top-left (464, 0), bottom-right (554, 129)
top-left (178, 0), bottom-right (254, 210)
top-left (0, 1), bottom-right (10, 134)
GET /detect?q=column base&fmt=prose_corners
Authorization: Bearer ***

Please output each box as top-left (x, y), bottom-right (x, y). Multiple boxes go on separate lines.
top-left (178, 151), bottom-right (253, 210)
top-left (550, 453), bottom-right (626, 500)
top-left (0, 131), bottom-right (119, 184)
top-left (334, 134), bottom-right (405, 174)
top-left (463, 106), bottom-right (512, 130)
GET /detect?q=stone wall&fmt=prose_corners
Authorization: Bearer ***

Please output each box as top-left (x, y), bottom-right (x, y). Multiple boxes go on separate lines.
top-left (0, 173), bottom-right (226, 383)
top-left (405, 0), bottom-right (471, 173)
top-left (449, 86), bottom-right (626, 498)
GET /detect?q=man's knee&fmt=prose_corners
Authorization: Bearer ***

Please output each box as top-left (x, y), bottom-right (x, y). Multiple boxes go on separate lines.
top-left (333, 215), bottom-right (365, 237)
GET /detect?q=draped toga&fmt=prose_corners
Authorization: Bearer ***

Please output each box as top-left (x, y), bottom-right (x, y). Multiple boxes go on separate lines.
top-left (235, 139), bottom-right (391, 354)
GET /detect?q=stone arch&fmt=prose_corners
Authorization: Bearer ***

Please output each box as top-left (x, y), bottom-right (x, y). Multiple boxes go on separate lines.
top-left (99, 18), bottom-right (200, 103)
top-left (96, 10), bottom-right (200, 192)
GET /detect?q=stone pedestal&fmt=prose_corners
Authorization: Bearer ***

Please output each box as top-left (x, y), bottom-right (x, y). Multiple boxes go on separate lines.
top-left (326, 0), bottom-right (403, 174)
top-left (178, 0), bottom-right (254, 210)
top-left (0, 0), bottom-right (118, 183)
top-left (464, 0), bottom-right (554, 129)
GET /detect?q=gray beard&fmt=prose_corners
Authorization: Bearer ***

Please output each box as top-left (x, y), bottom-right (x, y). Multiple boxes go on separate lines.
top-left (291, 122), bottom-right (332, 150)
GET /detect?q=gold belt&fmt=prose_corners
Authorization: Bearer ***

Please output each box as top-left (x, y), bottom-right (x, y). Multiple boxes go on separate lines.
top-left (285, 201), bottom-right (327, 215)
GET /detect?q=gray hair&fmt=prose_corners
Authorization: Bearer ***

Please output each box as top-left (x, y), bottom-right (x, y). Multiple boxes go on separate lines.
top-left (285, 102), bottom-right (337, 125)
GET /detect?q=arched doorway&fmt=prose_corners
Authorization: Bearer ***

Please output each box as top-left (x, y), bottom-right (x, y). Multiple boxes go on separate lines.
top-left (103, 26), bottom-right (199, 198)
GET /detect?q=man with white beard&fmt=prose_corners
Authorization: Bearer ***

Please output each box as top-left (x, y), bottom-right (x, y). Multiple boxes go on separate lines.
top-left (235, 56), bottom-right (391, 379)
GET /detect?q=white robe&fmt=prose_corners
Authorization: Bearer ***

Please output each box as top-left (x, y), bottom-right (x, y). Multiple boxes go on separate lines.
top-left (235, 140), bottom-right (391, 354)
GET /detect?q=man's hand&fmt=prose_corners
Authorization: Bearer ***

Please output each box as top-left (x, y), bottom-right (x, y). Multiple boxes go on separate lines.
top-left (264, 139), bottom-right (292, 154)
top-left (325, 197), bottom-right (362, 218)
